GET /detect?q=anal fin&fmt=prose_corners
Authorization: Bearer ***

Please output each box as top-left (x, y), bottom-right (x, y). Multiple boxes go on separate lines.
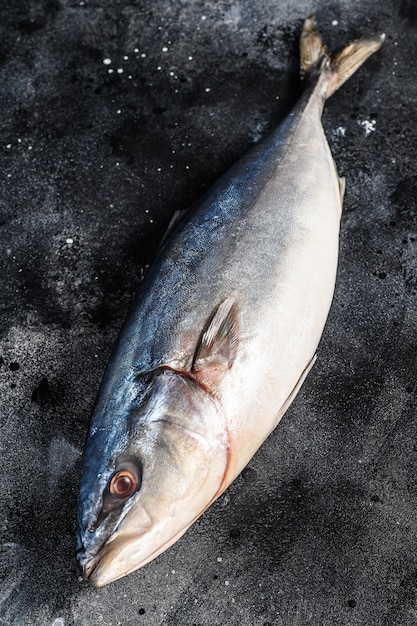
top-left (338, 176), bottom-right (346, 203)
top-left (274, 354), bottom-right (317, 426)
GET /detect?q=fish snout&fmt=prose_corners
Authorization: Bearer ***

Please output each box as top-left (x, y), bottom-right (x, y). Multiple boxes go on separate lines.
top-left (76, 523), bottom-right (106, 584)
top-left (76, 544), bottom-right (97, 582)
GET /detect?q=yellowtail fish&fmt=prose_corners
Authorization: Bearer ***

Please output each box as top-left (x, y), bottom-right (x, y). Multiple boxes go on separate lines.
top-left (76, 15), bottom-right (384, 587)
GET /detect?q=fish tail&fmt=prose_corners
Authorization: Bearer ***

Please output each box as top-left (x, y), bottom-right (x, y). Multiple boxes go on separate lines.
top-left (300, 13), bottom-right (385, 100)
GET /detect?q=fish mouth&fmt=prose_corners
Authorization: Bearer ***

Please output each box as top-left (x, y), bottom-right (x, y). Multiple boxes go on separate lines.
top-left (76, 532), bottom-right (142, 587)
top-left (76, 543), bottom-right (103, 584)
top-left (77, 515), bottom-right (202, 587)
top-left (78, 554), bottom-right (98, 582)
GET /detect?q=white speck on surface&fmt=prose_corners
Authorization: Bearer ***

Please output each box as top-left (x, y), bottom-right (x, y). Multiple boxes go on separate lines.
top-left (332, 19), bottom-right (338, 26)
top-left (3, 542), bottom-right (20, 551)
top-left (66, 238), bottom-right (74, 245)
top-left (52, 618), bottom-right (66, 626)
top-left (141, 53), bottom-right (146, 58)
top-left (223, 5), bottom-right (242, 27)
top-left (217, 557), bottom-right (223, 562)
top-left (205, 87), bottom-right (211, 92)
top-left (188, 55), bottom-right (193, 60)
top-left (250, 120), bottom-right (268, 143)
top-left (225, 580), bottom-right (229, 586)
top-left (201, 15), bottom-right (207, 20)
top-left (162, 46), bottom-right (168, 52)
top-left (117, 68), bottom-right (124, 74)
top-left (334, 126), bottom-right (346, 137)
top-left (18, 138), bottom-right (22, 143)
top-left (134, 48), bottom-right (139, 53)
top-left (359, 119), bottom-right (376, 136)
top-left (157, 66), bottom-right (162, 71)
top-left (108, 68), bottom-right (114, 74)
top-left (6, 144), bottom-right (11, 149)
top-left (28, 145), bottom-right (32, 150)
top-left (123, 55), bottom-right (128, 60)
top-left (171, 569), bottom-right (175, 574)
top-left (103, 58), bottom-right (111, 65)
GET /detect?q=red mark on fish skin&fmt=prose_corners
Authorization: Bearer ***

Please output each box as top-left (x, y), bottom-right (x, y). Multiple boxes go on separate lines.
top-left (209, 428), bottom-right (233, 503)
top-left (191, 359), bottom-right (231, 396)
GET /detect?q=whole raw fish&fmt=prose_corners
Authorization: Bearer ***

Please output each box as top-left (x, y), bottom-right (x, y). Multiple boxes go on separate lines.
top-left (77, 15), bottom-right (384, 587)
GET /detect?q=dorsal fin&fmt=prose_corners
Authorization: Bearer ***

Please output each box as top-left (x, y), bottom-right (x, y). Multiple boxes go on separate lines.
top-left (192, 297), bottom-right (239, 389)
top-left (158, 209), bottom-right (187, 250)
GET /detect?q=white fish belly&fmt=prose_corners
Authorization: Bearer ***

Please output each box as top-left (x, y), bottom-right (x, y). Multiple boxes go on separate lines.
top-left (219, 110), bottom-right (342, 484)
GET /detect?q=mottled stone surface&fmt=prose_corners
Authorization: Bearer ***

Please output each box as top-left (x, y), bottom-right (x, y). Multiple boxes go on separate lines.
top-left (0, 1), bottom-right (416, 624)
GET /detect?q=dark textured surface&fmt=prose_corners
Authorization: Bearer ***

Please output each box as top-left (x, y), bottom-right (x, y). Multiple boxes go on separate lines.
top-left (0, 1), bottom-right (416, 624)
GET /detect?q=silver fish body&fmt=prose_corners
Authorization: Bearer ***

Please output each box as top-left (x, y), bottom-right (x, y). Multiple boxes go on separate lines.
top-left (77, 16), bottom-right (383, 586)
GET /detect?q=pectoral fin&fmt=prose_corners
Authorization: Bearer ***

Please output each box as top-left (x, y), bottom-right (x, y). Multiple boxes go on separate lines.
top-left (192, 297), bottom-right (239, 389)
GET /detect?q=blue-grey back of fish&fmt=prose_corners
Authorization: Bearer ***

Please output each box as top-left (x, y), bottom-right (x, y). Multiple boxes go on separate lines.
top-left (76, 16), bottom-right (384, 587)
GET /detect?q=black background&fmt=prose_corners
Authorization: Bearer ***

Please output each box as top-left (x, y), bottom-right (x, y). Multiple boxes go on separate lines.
top-left (1, 1), bottom-right (416, 624)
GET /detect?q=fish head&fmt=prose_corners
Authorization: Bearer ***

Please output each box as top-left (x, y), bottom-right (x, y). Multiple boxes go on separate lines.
top-left (76, 368), bottom-right (229, 587)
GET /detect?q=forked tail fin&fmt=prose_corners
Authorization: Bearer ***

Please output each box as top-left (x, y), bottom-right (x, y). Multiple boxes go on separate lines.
top-left (300, 13), bottom-right (385, 100)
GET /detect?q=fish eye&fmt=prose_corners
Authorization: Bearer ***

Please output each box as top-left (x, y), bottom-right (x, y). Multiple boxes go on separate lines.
top-left (109, 468), bottom-right (138, 499)
top-left (88, 462), bottom-right (141, 533)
